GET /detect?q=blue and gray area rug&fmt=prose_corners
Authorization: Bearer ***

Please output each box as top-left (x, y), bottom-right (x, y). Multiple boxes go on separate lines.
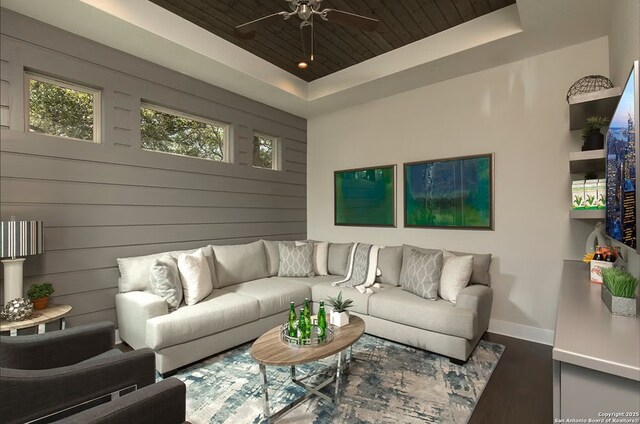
top-left (165, 335), bottom-right (504, 423)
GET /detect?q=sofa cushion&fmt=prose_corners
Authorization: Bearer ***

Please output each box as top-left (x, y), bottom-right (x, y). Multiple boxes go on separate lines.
top-left (278, 242), bottom-right (315, 277)
top-left (328, 243), bottom-right (353, 276)
top-left (368, 287), bottom-right (477, 339)
top-left (149, 255), bottom-right (183, 311)
top-left (178, 248), bottom-right (213, 306)
top-left (399, 249), bottom-right (443, 300)
top-left (311, 281), bottom-right (393, 315)
top-left (375, 245), bottom-right (403, 285)
top-left (284, 275), bottom-right (344, 288)
top-left (145, 291), bottom-right (259, 350)
top-left (439, 250), bottom-right (473, 303)
top-left (403, 244), bottom-right (492, 286)
top-left (211, 241), bottom-right (269, 288)
top-left (219, 278), bottom-right (310, 318)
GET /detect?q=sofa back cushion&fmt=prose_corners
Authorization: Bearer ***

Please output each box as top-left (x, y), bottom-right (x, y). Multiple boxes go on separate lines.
top-left (211, 241), bottom-right (269, 288)
top-left (402, 244), bottom-right (492, 286)
top-left (117, 246), bottom-right (216, 293)
top-left (327, 243), bottom-right (353, 276)
top-left (375, 245), bottom-right (403, 285)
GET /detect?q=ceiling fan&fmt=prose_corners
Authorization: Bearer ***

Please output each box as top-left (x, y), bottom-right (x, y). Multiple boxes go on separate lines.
top-left (234, 0), bottom-right (379, 69)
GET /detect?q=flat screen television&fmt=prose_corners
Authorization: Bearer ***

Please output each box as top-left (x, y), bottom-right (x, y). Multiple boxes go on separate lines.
top-left (605, 60), bottom-right (639, 253)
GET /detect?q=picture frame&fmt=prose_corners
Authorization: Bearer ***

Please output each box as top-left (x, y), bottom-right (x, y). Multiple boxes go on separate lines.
top-left (334, 165), bottom-right (396, 227)
top-left (404, 154), bottom-right (494, 230)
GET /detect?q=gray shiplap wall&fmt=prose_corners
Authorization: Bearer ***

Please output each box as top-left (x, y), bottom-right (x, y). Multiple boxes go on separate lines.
top-left (0, 9), bottom-right (307, 328)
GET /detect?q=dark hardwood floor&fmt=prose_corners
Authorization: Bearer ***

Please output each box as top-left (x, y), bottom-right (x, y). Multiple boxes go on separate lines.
top-left (469, 332), bottom-right (553, 424)
top-left (118, 331), bottom-right (553, 423)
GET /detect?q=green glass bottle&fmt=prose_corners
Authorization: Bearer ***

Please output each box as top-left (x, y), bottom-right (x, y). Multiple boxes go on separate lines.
top-left (288, 302), bottom-right (297, 337)
top-left (317, 301), bottom-right (327, 341)
top-left (298, 308), bottom-right (306, 344)
top-left (303, 298), bottom-right (311, 338)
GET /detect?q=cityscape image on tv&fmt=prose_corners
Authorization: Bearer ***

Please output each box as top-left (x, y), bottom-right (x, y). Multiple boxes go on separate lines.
top-left (605, 68), bottom-right (636, 250)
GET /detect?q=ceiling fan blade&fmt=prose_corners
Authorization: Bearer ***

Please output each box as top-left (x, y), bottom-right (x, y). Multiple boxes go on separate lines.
top-left (234, 11), bottom-right (289, 39)
top-left (300, 23), bottom-right (313, 61)
top-left (321, 9), bottom-right (379, 32)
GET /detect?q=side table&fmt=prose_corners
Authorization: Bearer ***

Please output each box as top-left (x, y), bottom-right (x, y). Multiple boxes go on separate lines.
top-left (0, 304), bottom-right (72, 336)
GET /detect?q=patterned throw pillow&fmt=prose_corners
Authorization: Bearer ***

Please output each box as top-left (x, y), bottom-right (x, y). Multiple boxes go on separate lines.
top-left (400, 249), bottom-right (443, 300)
top-left (278, 243), bottom-right (315, 278)
top-left (149, 255), bottom-right (183, 311)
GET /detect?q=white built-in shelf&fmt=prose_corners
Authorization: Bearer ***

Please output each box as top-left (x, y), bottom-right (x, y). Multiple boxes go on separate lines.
top-left (569, 209), bottom-right (605, 220)
top-left (569, 149), bottom-right (606, 174)
top-left (568, 87), bottom-right (622, 130)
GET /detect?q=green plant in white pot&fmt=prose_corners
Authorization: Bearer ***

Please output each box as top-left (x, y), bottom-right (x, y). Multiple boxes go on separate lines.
top-left (326, 291), bottom-right (354, 327)
top-left (601, 268), bottom-right (639, 317)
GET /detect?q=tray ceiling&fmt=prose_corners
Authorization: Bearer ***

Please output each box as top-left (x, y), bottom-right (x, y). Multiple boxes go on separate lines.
top-left (150, 0), bottom-right (516, 82)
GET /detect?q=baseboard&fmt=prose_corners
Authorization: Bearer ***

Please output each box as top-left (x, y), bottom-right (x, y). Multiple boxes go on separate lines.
top-left (488, 319), bottom-right (554, 346)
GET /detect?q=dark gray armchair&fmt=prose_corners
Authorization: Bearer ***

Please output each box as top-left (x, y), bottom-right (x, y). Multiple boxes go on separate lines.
top-left (53, 377), bottom-right (188, 424)
top-left (0, 321), bottom-right (161, 423)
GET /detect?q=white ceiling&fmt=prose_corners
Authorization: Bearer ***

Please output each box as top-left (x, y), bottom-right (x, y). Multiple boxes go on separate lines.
top-left (0, 0), bottom-right (612, 118)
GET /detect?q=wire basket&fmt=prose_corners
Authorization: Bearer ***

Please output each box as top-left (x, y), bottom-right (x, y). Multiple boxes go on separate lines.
top-left (280, 322), bottom-right (334, 347)
top-left (566, 75), bottom-right (614, 104)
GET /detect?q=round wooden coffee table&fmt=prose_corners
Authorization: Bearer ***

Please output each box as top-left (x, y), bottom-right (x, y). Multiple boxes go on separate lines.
top-left (251, 315), bottom-right (365, 422)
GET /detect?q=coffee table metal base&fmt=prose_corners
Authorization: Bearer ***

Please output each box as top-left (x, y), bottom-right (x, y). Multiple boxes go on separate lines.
top-left (259, 349), bottom-right (351, 423)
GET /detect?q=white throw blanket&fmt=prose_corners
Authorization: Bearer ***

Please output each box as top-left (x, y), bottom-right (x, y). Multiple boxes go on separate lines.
top-left (332, 243), bottom-right (381, 294)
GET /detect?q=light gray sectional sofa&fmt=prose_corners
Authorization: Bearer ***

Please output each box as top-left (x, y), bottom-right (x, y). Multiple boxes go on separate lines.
top-left (116, 240), bottom-right (493, 376)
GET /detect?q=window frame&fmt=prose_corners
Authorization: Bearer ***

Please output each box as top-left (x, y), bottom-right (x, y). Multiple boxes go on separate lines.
top-left (24, 72), bottom-right (102, 143)
top-left (140, 102), bottom-right (230, 163)
top-left (253, 132), bottom-right (280, 170)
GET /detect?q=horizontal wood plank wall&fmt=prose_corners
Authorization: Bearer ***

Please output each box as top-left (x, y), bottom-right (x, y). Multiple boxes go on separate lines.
top-left (0, 10), bottom-right (307, 329)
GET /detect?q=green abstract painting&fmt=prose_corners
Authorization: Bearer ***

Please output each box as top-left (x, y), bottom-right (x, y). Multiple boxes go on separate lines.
top-left (335, 166), bottom-right (395, 226)
top-left (404, 155), bottom-right (493, 229)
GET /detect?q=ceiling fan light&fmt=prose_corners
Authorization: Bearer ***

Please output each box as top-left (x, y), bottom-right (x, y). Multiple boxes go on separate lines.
top-left (298, 4), bottom-right (312, 20)
top-left (297, 60), bottom-right (309, 69)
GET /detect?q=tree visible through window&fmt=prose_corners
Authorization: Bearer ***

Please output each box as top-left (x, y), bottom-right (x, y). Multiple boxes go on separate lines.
top-left (28, 74), bottom-right (98, 142)
top-left (253, 133), bottom-right (277, 169)
top-left (140, 105), bottom-right (226, 161)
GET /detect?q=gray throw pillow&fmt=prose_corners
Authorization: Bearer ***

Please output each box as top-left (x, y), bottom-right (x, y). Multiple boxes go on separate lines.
top-left (327, 243), bottom-right (353, 276)
top-left (149, 255), bottom-right (183, 311)
top-left (400, 249), bottom-right (443, 300)
top-left (262, 240), bottom-right (295, 276)
top-left (278, 243), bottom-right (315, 277)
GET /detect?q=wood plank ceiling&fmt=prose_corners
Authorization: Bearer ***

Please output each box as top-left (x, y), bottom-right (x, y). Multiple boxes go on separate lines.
top-left (150, 0), bottom-right (516, 82)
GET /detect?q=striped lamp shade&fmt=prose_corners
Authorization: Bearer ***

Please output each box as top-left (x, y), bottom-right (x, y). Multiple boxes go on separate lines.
top-left (0, 221), bottom-right (45, 259)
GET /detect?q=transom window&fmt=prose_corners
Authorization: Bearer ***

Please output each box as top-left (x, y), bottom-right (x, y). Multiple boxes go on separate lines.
top-left (253, 133), bottom-right (279, 170)
top-left (26, 72), bottom-right (101, 143)
top-left (140, 104), bottom-right (228, 162)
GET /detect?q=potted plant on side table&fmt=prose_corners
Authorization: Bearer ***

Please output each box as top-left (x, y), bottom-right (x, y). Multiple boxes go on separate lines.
top-left (601, 268), bottom-right (638, 317)
top-left (27, 283), bottom-right (55, 310)
top-left (326, 291), bottom-right (354, 327)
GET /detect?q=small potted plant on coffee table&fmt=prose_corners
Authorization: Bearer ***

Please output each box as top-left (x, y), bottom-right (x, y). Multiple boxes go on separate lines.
top-left (601, 268), bottom-right (638, 317)
top-left (27, 283), bottom-right (55, 310)
top-left (326, 291), bottom-right (354, 327)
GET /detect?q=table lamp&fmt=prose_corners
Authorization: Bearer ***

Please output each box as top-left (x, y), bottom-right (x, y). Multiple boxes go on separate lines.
top-left (0, 218), bottom-right (44, 303)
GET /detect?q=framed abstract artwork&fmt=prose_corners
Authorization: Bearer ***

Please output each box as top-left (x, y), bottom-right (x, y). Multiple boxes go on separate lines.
top-left (334, 165), bottom-right (396, 227)
top-left (404, 154), bottom-right (494, 229)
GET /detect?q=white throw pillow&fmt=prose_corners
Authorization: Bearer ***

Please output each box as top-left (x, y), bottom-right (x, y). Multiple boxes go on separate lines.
top-left (178, 248), bottom-right (213, 306)
top-left (296, 241), bottom-right (329, 276)
top-left (439, 250), bottom-right (473, 303)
